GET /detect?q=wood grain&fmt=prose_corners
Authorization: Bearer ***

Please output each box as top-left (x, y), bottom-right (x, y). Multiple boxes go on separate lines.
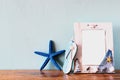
top-left (0, 70), bottom-right (120, 80)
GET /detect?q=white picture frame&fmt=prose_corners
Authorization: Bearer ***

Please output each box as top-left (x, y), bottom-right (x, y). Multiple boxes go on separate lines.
top-left (74, 23), bottom-right (114, 73)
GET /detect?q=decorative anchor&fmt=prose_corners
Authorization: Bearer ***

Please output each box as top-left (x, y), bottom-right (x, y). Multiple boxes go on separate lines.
top-left (34, 40), bottom-right (65, 71)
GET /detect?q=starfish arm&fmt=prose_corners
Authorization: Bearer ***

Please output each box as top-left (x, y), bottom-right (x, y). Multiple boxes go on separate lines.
top-left (52, 50), bottom-right (65, 57)
top-left (49, 40), bottom-right (54, 53)
top-left (40, 57), bottom-right (50, 70)
top-left (34, 51), bottom-right (49, 57)
top-left (51, 57), bottom-right (62, 70)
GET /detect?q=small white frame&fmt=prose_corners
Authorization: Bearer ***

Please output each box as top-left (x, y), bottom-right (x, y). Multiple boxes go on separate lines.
top-left (74, 23), bottom-right (114, 73)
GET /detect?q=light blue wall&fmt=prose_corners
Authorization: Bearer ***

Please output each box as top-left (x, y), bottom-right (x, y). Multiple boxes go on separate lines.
top-left (0, 0), bottom-right (120, 70)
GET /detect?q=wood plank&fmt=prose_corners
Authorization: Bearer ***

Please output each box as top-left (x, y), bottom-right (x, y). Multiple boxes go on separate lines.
top-left (0, 70), bottom-right (120, 80)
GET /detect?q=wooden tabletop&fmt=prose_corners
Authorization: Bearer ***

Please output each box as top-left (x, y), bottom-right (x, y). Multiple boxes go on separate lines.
top-left (0, 70), bottom-right (120, 80)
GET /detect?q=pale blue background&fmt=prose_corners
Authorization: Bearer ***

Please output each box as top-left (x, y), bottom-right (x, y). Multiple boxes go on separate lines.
top-left (0, 0), bottom-right (120, 70)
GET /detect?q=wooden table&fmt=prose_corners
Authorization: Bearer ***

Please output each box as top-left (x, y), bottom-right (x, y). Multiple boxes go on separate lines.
top-left (0, 70), bottom-right (120, 80)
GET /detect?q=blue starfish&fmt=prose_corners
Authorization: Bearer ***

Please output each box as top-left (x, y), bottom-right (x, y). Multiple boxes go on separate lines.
top-left (34, 40), bottom-right (65, 70)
